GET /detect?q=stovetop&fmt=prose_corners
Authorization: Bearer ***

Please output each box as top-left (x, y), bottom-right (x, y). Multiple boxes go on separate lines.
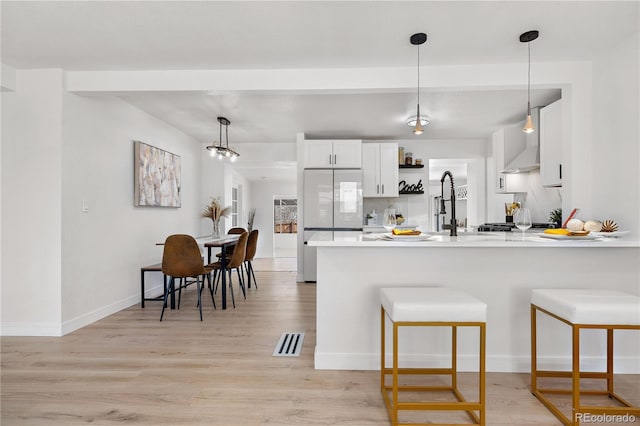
top-left (478, 222), bottom-right (556, 232)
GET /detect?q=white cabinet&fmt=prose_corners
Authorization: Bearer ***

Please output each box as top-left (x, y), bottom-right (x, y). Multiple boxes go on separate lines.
top-left (540, 99), bottom-right (563, 187)
top-left (362, 142), bottom-right (399, 198)
top-left (303, 140), bottom-right (361, 169)
top-left (492, 128), bottom-right (526, 193)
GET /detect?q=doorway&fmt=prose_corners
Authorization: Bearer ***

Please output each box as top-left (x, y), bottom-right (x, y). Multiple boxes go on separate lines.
top-left (273, 196), bottom-right (297, 258)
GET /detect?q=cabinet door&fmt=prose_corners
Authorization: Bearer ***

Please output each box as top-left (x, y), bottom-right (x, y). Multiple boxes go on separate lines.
top-left (362, 143), bottom-right (380, 197)
top-left (493, 128), bottom-right (527, 193)
top-left (492, 129), bottom-right (507, 193)
top-left (379, 143), bottom-right (399, 197)
top-left (303, 140), bottom-right (333, 168)
top-left (540, 99), bottom-right (563, 187)
top-left (332, 140), bottom-right (362, 168)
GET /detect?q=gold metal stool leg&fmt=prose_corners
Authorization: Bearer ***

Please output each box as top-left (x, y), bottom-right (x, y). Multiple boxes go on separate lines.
top-left (530, 303), bottom-right (640, 426)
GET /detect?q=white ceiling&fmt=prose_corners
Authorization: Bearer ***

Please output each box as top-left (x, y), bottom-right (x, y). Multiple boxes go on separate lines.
top-left (2, 1), bottom-right (637, 181)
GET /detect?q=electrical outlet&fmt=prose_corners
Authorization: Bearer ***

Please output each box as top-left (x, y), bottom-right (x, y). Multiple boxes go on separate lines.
top-left (82, 199), bottom-right (89, 212)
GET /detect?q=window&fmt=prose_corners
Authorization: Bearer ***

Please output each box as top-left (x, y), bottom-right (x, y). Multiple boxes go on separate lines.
top-left (231, 187), bottom-right (238, 227)
top-left (274, 198), bottom-right (297, 234)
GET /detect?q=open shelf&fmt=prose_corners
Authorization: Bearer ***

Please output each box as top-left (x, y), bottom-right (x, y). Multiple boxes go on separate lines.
top-left (399, 190), bottom-right (425, 195)
top-left (399, 164), bottom-right (424, 169)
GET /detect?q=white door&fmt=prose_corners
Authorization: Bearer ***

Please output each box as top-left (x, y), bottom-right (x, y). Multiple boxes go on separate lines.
top-left (303, 169), bottom-right (333, 228)
top-left (379, 143), bottom-right (399, 197)
top-left (540, 99), bottom-right (563, 187)
top-left (332, 140), bottom-right (362, 168)
top-left (303, 230), bottom-right (333, 282)
top-left (333, 169), bottom-right (363, 229)
top-left (362, 143), bottom-right (380, 197)
top-left (303, 140), bottom-right (333, 168)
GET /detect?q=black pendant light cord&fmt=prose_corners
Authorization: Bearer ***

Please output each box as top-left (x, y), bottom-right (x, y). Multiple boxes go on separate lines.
top-left (417, 43), bottom-right (420, 106)
top-left (527, 41), bottom-right (531, 115)
top-left (219, 119), bottom-right (223, 148)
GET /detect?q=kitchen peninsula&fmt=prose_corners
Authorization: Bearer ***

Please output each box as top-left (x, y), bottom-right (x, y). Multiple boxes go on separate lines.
top-left (309, 232), bottom-right (640, 373)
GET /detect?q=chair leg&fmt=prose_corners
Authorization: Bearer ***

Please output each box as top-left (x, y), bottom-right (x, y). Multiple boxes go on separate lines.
top-left (214, 269), bottom-right (221, 294)
top-left (160, 277), bottom-right (173, 321)
top-left (178, 277), bottom-right (183, 309)
top-left (242, 262), bottom-right (249, 288)
top-left (206, 273), bottom-right (216, 310)
top-left (228, 270), bottom-right (236, 308)
top-left (237, 268), bottom-right (246, 299)
top-left (249, 261), bottom-right (257, 289)
top-left (197, 276), bottom-right (203, 321)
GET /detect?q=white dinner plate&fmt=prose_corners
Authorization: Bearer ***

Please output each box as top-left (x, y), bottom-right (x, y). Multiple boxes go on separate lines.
top-left (386, 233), bottom-right (432, 241)
top-left (591, 230), bottom-right (630, 238)
top-left (539, 233), bottom-right (600, 241)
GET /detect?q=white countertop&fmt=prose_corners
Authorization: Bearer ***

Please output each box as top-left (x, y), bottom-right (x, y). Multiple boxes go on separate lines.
top-left (306, 231), bottom-right (639, 248)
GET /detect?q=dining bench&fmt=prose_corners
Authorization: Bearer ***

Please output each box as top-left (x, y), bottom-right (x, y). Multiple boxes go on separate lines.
top-left (140, 263), bottom-right (164, 308)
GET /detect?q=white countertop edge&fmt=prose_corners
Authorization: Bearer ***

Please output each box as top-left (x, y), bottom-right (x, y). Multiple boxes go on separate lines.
top-left (307, 233), bottom-right (640, 248)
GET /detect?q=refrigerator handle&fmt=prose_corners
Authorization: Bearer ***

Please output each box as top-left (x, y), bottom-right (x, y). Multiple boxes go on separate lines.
top-left (382, 184), bottom-right (385, 194)
top-left (333, 154), bottom-right (337, 165)
top-left (329, 154), bottom-right (332, 165)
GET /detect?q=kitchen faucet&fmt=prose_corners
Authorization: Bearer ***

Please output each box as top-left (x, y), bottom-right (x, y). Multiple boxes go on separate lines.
top-left (440, 171), bottom-right (457, 237)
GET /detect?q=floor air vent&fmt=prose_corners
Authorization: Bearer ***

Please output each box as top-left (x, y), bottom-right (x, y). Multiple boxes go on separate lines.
top-left (273, 332), bottom-right (305, 357)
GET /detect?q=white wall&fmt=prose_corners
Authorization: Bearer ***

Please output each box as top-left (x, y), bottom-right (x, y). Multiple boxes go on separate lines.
top-left (591, 32), bottom-right (639, 238)
top-left (514, 171), bottom-right (562, 224)
top-left (60, 93), bottom-right (204, 333)
top-left (249, 180), bottom-right (297, 258)
top-left (1, 68), bottom-right (207, 335)
top-left (1, 69), bottom-right (64, 335)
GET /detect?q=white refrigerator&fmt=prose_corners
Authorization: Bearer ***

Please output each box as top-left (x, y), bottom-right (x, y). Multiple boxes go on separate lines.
top-left (303, 169), bottom-right (363, 281)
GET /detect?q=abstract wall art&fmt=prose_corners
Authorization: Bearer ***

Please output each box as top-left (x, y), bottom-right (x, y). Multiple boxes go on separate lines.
top-left (134, 141), bottom-right (181, 207)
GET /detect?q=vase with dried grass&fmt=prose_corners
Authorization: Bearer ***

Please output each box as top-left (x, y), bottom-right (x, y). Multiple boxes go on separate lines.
top-left (247, 208), bottom-right (256, 232)
top-left (202, 197), bottom-right (231, 238)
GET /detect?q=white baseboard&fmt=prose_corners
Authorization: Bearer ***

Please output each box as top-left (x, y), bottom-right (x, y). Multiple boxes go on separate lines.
top-left (2, 285), bottom-right (164, 337)
top-left (1, 322), bottom-right (62, 336)
top-left (314, 348), bottom-right (640, 373)
top-left (61, 291), bottom-right (148, 335)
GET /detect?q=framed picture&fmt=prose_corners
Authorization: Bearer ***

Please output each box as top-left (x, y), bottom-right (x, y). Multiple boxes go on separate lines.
top-left (134, 141), bottom-right (181, 207)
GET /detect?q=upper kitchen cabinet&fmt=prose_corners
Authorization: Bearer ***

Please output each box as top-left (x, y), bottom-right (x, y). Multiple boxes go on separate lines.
top-left (493, 127), bottom-right (527, 193)
top-left (540, 99), bottom-right (563, 187)
top-left (303, 140), bottom-right (362, 169)
top-left (362, 142), bottom-right (399, 198)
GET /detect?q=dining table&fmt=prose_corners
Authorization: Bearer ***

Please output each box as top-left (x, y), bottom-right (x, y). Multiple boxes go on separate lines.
top-left (157, 234), bottom-right (241, 311)
top-left (202, 234), bottom-right (240, 310)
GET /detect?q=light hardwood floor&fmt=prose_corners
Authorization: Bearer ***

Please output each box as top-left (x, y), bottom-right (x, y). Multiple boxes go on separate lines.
top-left (2, 259), bottom-right (638, 425)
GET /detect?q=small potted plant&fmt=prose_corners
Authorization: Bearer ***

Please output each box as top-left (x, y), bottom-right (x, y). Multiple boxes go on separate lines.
top-left (549, 208), bottom-right (562, 228)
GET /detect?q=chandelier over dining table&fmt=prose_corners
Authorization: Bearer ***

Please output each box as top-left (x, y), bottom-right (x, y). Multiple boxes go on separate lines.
top-left (206, 116), bottom-right (239, 161)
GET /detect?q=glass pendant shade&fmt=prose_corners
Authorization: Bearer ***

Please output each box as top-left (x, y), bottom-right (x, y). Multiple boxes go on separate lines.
top-left (522, 113), bottom-right (534, 134)
top-left (413, 105), bottom-right (424, 135)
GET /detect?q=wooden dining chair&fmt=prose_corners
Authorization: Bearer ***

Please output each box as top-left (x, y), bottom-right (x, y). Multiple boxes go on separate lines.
top-left (209, 231), bottom-right (248, 308)
top-left (216, 227), bottom-right (247, 259)
top-left (161, 234), bottom-right (216, 321)
top-left (243, 229), bottom-right (259, 289)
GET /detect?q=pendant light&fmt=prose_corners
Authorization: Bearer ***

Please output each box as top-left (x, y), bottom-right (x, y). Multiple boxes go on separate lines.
top-left (205, 116), bottom-right (239, 161)
top-left (409, 32), bottom-right (428, 135)
top-left (520, 30), bottom-right (539, 134)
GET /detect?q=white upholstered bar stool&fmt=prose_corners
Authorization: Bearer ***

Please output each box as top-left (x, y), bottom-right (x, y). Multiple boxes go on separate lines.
top-left (531, 289), bottom-right (640, 426)
top-left (380, 287), bottom-right (487, 426)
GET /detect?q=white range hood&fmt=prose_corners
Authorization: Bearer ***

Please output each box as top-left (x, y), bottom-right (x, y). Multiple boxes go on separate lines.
top-left (502, 107), bottom-right (540, 174)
